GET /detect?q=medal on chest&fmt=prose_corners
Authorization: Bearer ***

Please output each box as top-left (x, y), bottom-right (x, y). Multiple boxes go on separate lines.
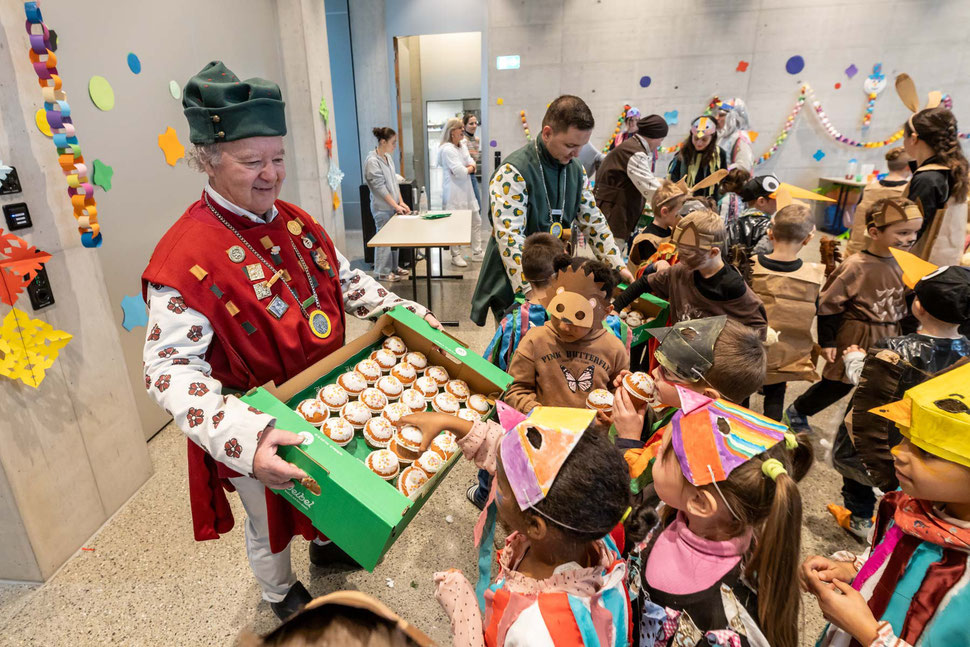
top-left (308, 309), bottom-right (332, 339)
top-left (549, 220), bottom-right (563, 239)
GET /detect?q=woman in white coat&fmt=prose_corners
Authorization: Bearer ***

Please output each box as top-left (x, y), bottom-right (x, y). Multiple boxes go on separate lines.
top-left (438, 118), bottom-right (482, 266)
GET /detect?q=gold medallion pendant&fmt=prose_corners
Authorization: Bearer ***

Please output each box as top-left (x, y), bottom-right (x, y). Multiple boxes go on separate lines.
top-left (549, 222), bottom-right (563, 239)
top-left (308, 309), bottom-right (332, 339)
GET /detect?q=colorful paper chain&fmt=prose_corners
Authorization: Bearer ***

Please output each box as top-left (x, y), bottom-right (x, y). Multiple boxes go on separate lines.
top-left (602, 104), bottom-right (631, 152)
top-left (519, 109), bottom-right (531, 141)
top-left (24, 2), bottom-right (102, 247)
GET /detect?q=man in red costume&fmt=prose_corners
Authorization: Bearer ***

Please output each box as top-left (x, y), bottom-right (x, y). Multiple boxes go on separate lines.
top-left (142, 61), bottom-right (438, 620)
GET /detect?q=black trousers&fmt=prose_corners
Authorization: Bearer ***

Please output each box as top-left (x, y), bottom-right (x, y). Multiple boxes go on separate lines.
top-left (792, 378), bottom-right (854, 417)
top-left (842, 476), bottom-right (876, 519)
top-left (762, 382), bottom-right (787, 421)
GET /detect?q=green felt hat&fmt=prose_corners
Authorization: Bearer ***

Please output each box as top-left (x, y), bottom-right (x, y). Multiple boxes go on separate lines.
top-left (182, 61), bottom-right (286, 145)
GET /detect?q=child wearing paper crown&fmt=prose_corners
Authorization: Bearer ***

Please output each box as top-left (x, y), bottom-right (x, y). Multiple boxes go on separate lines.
top-left (785, 197), bottom-right (923, 433)
top-left (802, 362), bottom-right (970, 647)
top-left (629, 389), bottom-right (813, 647)
top-left (750, 196), bottom-right (825, 421)
top-left (824, 250), bottom-right (970, 539)
top-left (622, 209), bottom-right (768, 340)
top-left (504, 261), bottom-right (629, 413)
top-left (396, 406), bottom-right (657, 647)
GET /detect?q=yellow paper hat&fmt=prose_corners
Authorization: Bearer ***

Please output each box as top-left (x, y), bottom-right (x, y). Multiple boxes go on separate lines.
top-left (870, 362), bottom-right (970, 469)
top-left (889, 246), bottom-right (938, 289)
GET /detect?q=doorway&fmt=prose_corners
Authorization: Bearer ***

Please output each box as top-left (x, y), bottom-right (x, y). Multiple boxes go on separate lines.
top-left (392, 31), bottom-right (482, 209)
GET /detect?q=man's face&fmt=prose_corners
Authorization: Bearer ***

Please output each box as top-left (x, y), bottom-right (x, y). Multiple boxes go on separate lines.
top-left (646, 137), bottom-right (665, 153)
top-left (207, 136), bottom-right (285, 216)
top-left (543, 126), bottom-right (592, 164)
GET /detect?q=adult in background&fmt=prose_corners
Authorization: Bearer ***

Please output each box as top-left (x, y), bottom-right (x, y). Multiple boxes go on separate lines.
top-left (470, 95), bottom-right (634, 325)
top-left (439, 118), bottom-right (483, 264)
top-left (462, 113), bottom-right (482, 207)
top-left (364, 126), bottom-right (411, 281)
top-left (715, 98), bottom-right (755, 172)
top-left (142, 61), bottom-right (438, 621)
top-left (594, 113), bottom-right (669, 242)
top-left (608, 105), bottom-right (640, 150)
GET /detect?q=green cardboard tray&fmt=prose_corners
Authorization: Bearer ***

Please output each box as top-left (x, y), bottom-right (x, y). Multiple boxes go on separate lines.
top-left (241, 306), bottom-right (512, 571)
top-left (614, 283), bottom-right (670, 347)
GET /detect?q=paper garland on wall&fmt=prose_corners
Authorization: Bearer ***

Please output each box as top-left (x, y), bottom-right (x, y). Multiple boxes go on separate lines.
top-left (88, 75), bottom-right (115, 111)
top-left (0, 228), bottom-right (51, 307)
top-left (519, 110), bottom-right (531, 141)
top-left (327, 164), bottom-right (344, 191)
top-left (0, 308), bottom-right (72, 388)
top-left (24, 1), bottom-right (103, 248)
top-left (602, 104), bottom-right (631, 152)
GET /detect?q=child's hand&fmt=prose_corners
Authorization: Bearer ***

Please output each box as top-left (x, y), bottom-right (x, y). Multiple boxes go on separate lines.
top-left (595, 409), bottom-right (613, 427)
top-left (821, 346), bottom-right (837, 364)
top-left (613, 387), bottom-right (647, 441)
top-left (806, 575), bottom-right (880, 645)
top-left (395, 412), bottom-right (473, 450)
top-left (612, 369), bottom-right (632, 389)
top-left (843, 344), bottom-right (864, 357)
top-left (653, 260), bottom-right (671, 272)
top-left (800, 556), bottom-right (857, 592)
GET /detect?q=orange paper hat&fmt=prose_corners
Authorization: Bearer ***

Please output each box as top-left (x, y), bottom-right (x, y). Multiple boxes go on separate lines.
top-left (498, 405), bottom-right (596, 510)
top-left (541, 264), bottom-right (608, 330)
top-left (870, 362), bottom-right (970, 469)
top-left (889, 246), bottom-right (938, 289)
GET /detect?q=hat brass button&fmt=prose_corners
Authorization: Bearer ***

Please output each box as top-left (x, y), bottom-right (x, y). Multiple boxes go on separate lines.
top-left (212, 115), bottom-right (221, 123)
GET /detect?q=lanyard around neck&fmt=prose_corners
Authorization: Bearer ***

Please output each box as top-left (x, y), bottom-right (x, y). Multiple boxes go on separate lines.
top-left (533, 139), bottom-right (566, 222)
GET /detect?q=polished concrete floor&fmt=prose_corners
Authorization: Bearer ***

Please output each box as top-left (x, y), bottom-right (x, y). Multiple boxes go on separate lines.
top-left (0, 238), bottom-right (861, 646)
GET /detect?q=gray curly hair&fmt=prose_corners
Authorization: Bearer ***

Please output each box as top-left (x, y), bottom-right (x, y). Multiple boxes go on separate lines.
top-left (186, 143), bottom-right (225, 172)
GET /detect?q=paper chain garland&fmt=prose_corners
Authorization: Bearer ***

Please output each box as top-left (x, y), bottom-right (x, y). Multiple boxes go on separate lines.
top-left (24, 2), bottom-right (102, 248)
top-left (519, 109), bottom-right (531, 141)
top-left (602, 104), bottom-right (631, 152)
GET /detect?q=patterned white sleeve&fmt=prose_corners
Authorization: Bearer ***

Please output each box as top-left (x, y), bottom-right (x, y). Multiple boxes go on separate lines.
top-left (143, 284), bottom-right (275, 476)
top-left (627, 150), bottom-right (662, 202)
top-left (575, 168), bottom-right (625, 270)
top-left (870, 621), bottom-right (913, 647)
top-left (490, 163), bottom-right (529, 294)
top-left (333, 247), bottom-right (429, 320)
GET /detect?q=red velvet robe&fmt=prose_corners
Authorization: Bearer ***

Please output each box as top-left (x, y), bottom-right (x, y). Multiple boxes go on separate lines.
top-left (143, 193), bottom-right (346, 552)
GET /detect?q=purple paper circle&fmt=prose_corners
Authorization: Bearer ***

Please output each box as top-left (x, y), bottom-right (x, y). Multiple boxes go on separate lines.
top-left (785, 55), bottom-right (805, 75)
top-left (639, 75), bottom-right (651, 88)
top-left (489, 139), bottom-right (497, 147)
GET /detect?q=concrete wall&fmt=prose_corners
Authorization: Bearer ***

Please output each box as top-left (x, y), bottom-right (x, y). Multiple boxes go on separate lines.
top-left (487, 0), bottom-right (970, 192)
top-left (419, 32), bottom-right (483, 102)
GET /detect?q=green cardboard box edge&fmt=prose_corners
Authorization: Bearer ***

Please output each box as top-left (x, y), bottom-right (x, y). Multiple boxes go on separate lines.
top-left (615, 283), bottom-right (670, 347)
top-left (240, 306), bottom-right (512, 571)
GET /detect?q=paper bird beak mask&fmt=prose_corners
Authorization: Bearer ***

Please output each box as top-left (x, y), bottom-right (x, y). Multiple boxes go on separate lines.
top-left (647, 315), bottom-right (727, 383)
top-left (889, 246), bottom-right (939, 289)
top-left (691, 116), bottom-right (718, 138)
top-left (496, 402), bottom-right (596, 510)
top-left (870, 362), bottom-right (970, 469)
top-left (668, 387), bottom-right (788, 486)
top-left (773, 184), bottom-right (837, 211)
top-left (541, 265), bottom-right (608, 333)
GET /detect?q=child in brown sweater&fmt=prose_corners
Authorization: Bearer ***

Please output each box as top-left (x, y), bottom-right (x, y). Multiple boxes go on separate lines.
top-left (504, 260), bottom-right (629, 413)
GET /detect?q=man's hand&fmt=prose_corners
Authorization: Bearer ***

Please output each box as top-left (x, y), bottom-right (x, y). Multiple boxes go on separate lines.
top-left (619, 267), bottom-right (635, 284)
top-left (424, 313), bottom-right (443, 330)
top-left (252, 425), bottom-right (308, 490)
top-left (613, 386), bottom-right (648, 441)
top-left (821, 346), bottom-right (838, 364)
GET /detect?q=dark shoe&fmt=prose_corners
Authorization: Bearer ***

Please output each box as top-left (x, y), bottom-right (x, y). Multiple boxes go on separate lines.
top-left (466, 483), bottom-right (485, 511)
top-left (783, 404), bottom-right (812, 434)
top-left (271, 581), bottom-right (312, 621)
top-left (309, 539), bottom-right (358, 568)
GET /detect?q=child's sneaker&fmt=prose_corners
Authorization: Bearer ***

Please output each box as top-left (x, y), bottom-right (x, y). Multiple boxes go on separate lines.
top-left (783, 404), bottom-right (812, 433)
top-left (847, 515), bottom-right (874, 540)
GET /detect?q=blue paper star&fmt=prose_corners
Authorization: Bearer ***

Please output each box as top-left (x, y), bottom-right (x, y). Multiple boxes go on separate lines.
top-left (120, 294), bottom-right (148, 331)
top-left (663, 110), bottom-right (679, 125)
top-left (813, 149), bottom-right (826, 161)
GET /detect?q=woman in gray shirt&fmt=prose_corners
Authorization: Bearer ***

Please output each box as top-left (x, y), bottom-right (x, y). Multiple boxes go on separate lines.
top-left (364, 127), bottom-right (411, 281)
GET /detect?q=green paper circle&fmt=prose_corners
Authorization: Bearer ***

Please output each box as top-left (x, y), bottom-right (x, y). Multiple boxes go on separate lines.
top-left (169, 80), bottom-right (181, 100)
top-left (88, 75), bottom-right (115, 111)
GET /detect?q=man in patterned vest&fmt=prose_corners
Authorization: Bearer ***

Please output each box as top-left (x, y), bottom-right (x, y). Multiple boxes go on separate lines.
top-left (470, 96), bottom-right (634, 325)
top-left (142, 61), bottom-right (438, 621)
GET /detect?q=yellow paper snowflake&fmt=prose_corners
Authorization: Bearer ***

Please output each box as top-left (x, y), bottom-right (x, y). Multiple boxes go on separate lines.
top-left (0, 308), bottom-right (72, 387)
